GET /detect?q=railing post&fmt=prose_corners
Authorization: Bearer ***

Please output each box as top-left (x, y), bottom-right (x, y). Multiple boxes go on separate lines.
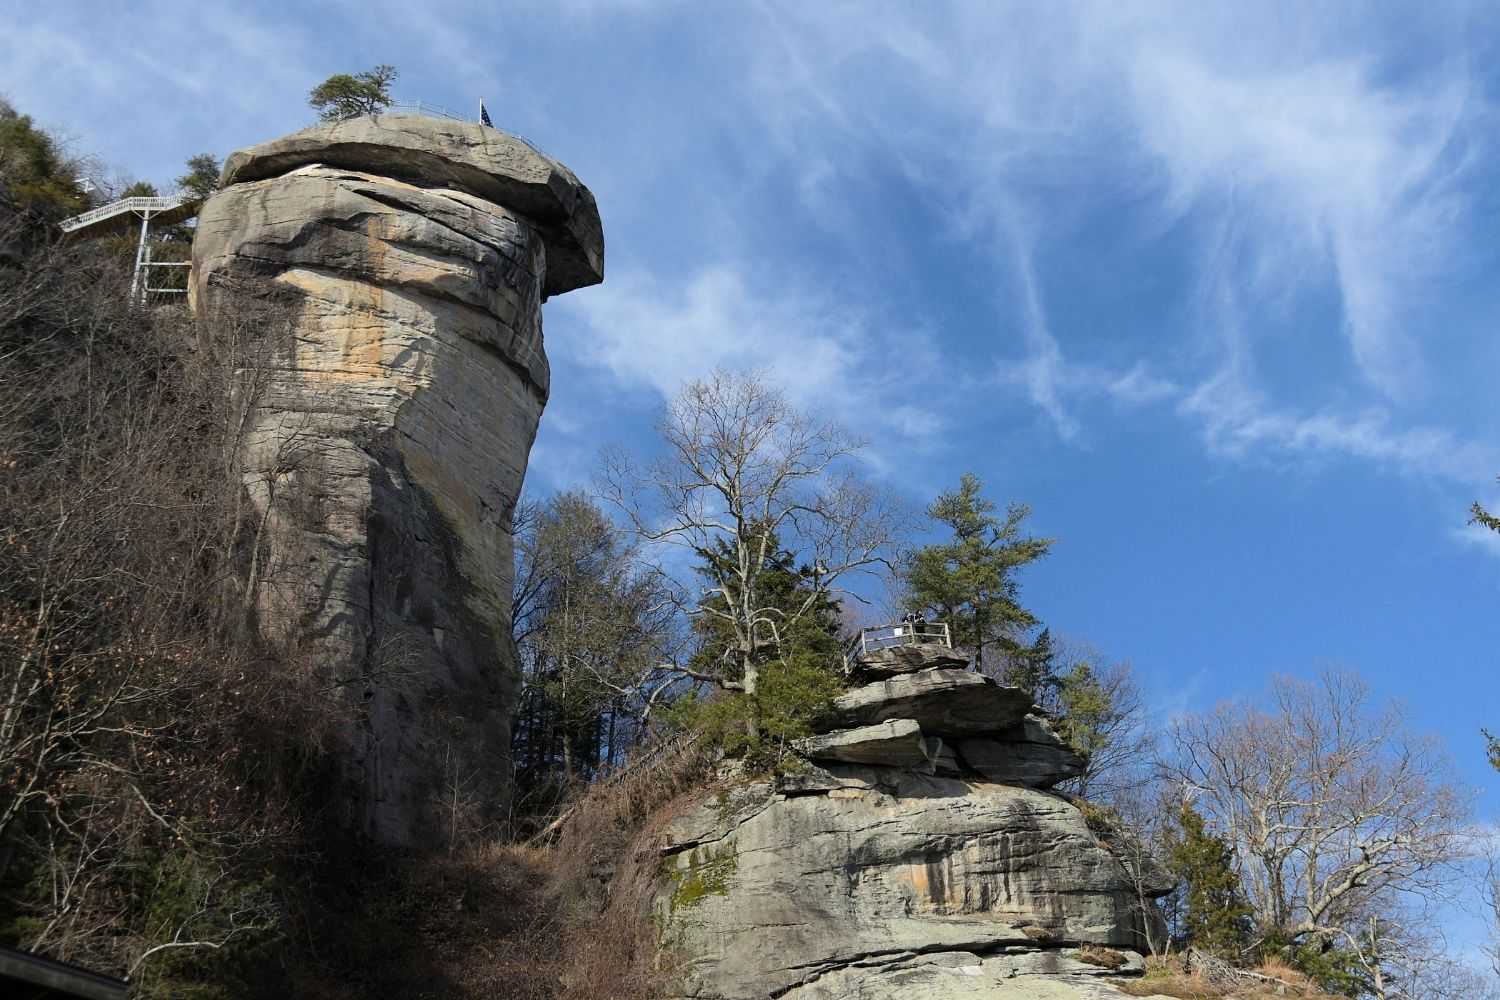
top-left (129, 212), bottom-right (150, 303)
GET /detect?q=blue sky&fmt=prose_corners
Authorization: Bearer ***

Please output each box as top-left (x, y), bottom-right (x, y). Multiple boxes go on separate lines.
top-left (6, 0), bottom-right (1499, 835)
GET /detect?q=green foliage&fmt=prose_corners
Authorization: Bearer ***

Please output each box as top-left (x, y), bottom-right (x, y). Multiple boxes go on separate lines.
top-left (670, 656), bottom-right (841, 772)
top-left (1484, 727), bottom-right (1500, 772)
top-left (0, 99), bottom-right (88, 222)
top-left (688, 525), bottom-right (843, 685)
top-left (681, 522), bottom-right (846, 752)
top-left (1257, 926), bottom-right (1376, 998)
top-left (129, 846), bottom-right (280, 999)
top-left (307, 64), bottom-right (397, 121)
top-left (1054, 659), bottom-right (1121, 763)
top-left (176, 153), bottom-right (221, 202)
top-left (1004, 626), bottom-right (1059, 702)
top-left (902, 472), bottom-right (1053, 673)
top-left (1162, 802), bottom-right (1252, 958)
top-left (1472, 484), bottom-right (1500, 534)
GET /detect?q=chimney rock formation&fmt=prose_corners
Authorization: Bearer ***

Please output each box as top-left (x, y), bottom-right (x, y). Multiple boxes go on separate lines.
top-left (191, 115), bottom-right (602, 847)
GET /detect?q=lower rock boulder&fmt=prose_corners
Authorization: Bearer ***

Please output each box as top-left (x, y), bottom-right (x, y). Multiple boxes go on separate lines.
top-left (830, 669), bottom-right (1033, 735)
top-left (794, 719), bottom-right (931, 768)
top-left (658, 771), bottom-right (1161, 999)
top-left (780, 949), bottom-right (1173, 1000)
top-left (956, 715), bottom-right (1085, 789)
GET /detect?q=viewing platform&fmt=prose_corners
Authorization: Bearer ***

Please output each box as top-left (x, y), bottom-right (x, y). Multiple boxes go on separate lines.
top-left (845, 619), bottom-right (952, 667)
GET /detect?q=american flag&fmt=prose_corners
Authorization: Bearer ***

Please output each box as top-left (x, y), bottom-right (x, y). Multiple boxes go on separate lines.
top-left (479, 101), bottom-right (493, 128)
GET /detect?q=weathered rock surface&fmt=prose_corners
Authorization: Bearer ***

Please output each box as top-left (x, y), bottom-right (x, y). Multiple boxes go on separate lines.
top-left (191, 114), bottom-right (603, 847)
top-left (217, 115), bottom-right (603, 296)
top-left (957, 715), bottom-right (1085, 789)
top-left (781, 951), bottom-right (1173, 1000)
top-left (830, 668), bottom-right (1034, 735)
top-left (660, 650), bottom-right (1174, 999)
top-left (794, 719), bottom-right (931, 768)
top-left (851, 641), bottom-right (971, 679)
top-left (660, 771), bottom-right (1164, 999)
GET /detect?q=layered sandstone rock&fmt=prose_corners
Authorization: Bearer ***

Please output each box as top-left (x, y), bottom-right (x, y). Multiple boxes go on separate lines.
top-left (658, 648), bottom-right (1169, 999)
top-left (191, 115), bottom-right (602, 847)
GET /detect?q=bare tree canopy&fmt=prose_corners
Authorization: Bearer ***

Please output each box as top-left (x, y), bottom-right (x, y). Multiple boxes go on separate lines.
top-left (1166, 667), bottom-right (1473, 959)
top-left (510, 490), bottom-right (679, 823)
top-left (599, 368), bottom-right (909, 701)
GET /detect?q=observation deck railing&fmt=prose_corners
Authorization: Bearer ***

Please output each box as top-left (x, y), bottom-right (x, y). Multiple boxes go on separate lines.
top-left (59, 193), bottom-right (199, 238)
top-left (844, 620), bottom-right (952, 666)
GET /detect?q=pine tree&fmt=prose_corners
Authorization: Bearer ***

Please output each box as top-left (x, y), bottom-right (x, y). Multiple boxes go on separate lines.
top-left (307, 65), bottom-right (397, 122)
top-left (1163, 801), bottom-right (1252, 957)
top-left (902, 472), bottom-right (1053, 673)
top-left (0, 99), bottom-right (89, 223)
top-left (1005, 627), bottom-right (1059, 702)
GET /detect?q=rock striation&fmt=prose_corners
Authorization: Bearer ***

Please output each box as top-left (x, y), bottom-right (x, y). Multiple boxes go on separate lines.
top-left (191, 115), bottom-right (603, 847)
top-left (657, 644), bottom-right (1169, 1000)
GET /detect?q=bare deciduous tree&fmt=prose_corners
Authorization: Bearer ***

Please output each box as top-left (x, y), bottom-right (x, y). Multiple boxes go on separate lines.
top-left (599, 368), bottom-right (908, 703)
top-left (1042, 635), bottom-right (1155, 804)
top-left (0, 209), bottom-right (304, 982)
top-left (510, 490), bottom-right (680, 825)
top-left (1166, 666), bottom-right (1473, 978)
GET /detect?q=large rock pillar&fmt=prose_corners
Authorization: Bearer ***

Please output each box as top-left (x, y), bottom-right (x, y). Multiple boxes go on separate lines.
top-left (191, 115), bottom-right (603, 847)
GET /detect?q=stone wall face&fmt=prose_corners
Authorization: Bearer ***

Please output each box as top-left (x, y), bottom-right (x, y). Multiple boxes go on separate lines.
top-left (657, 648), bottom-right (1171, 999)
top-left (191, 116), bottom-right (602, 847)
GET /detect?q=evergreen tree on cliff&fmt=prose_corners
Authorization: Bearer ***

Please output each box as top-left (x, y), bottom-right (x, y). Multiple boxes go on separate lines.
top-left (0, 98), bottom-right (88, 223)
top-left (1163, 801), bottom-right (1252, 957)
top-left (902, 472), bottom-right (1053, 676)
top-left (307, 64), bottom-right (397, 121)
top-left (678, 525), bottom-right (845, 760)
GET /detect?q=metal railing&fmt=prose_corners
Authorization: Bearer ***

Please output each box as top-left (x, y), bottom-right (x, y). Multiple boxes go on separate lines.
top-left (323, 99), bottom-right (546, 158)
top-left (60, 193), bottom-right (192, 233)
top-left (844, 620), bottom-right (952, 665)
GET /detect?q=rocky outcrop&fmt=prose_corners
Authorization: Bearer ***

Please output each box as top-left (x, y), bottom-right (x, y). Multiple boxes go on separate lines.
top-left (830, 669), bottom-right (1035, 735)
top-left (191, 114), bottom-right (603, 847)
top-left (849, 641), bottom-right (972, 679)
top-left (657, 645), bottom-right (1170, 999)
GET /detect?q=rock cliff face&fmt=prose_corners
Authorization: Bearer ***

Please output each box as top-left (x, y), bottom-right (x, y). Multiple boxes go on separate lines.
top-left (191, 115), bottom-right (602, 847)
top-left (657, 643), bottom-right (1171, 1000)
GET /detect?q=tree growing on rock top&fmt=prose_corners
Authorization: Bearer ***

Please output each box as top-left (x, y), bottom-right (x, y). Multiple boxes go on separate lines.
top-left (307, 64), bottom-right (398, 122)
top-left (176, 152), bottom-right (221, 202)
top-left (900, 471), bottom-right (1054, 677)
top-left (600, 368), bottom-right (908, 743)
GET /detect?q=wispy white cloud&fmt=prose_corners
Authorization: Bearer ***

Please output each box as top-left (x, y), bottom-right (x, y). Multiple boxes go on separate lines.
top-left (720, 2), bottom-right (1486, 481)
top-left (1122, 43), bottom-right (1469, 404)
top-left (551, 264), bottom-right (951, 460)
top-left (11, 0), bottom-right (1492, 503)
top-left (1179, 368), bottom-right (1499, 482)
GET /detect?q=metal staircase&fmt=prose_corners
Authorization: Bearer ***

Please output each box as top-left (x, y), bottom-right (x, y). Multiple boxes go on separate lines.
top-left (59, 193), bottom-right (201, 303)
